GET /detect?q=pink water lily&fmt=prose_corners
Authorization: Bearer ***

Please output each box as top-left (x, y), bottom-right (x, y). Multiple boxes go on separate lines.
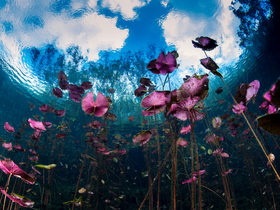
top-left (0, 187), bottom-right (34, 207)
top-left (132, 130), bottom-right (152, 146)
top-left (177, 138), bottom-right (188, 147)
top-left (232, 101), bottom-right (247, 115)
top-left (168, 96), bottom-right (205, 121)
top-left (0, 159), bottom-right (35, 184)
top-left (180, 125), bottom-right (192, 134)
top-left (221, 153), bottom-right (229, 158)
top-left (192, 36), bottom-right (218, 51)
top-left (39, 104), bottom-right (49, 113)
top-left (177, 74), bottom-right (209, 102)
top-left (2, 142), bottom-right (13, 151)
top-left (4, 122), bottom-right (15, 133)
top-left (28, 119), bottom-right (46, 131)
top-left (82, 92), bottom-right (109, 117)
top-left (246, 80), bottom-right (260, 102)
top-left (155, 52), bottom-right (177, 75)
top-left (141, 91), bottom-right (171, 116)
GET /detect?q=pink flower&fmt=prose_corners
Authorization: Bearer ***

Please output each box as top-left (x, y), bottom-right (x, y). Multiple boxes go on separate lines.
top-left (212, 148), bottom-right (223, 156)
top-left (232, 102), bottom-right (247, 115)
top-left (221, 153), bottom-right (229, 158)
top-left (182, 176), bottom-right (196, 184)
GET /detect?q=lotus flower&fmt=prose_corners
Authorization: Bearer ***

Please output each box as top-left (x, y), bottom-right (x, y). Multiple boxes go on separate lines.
top-left (28, 119), bottom-right (46, 131)
top-left (192, 36), bottom-right (218, 51)
top-left (168, 97), bottom-right (205, 121)
top-left (2, 142), bottom-right (13, 151)
top-left (52, 87), bottom-right (63, 98)
top-left (4, 122), bottom-right (15, 133)
top-left (182, 176), bottom-right (196, 184)
top-left (0, 160), bottom-right (35, 184)
top-left (82, 92), bottom-right (109, 117)
top-left (141, 91), bottom-right (171, 116)
top-left (177, 74), bottom-right (209, 102)
top-left (133, 130), bottom-right (152, 146)
top-left (39, 104), bottom-right (49, 113)
top-left (0, 187), bottom-right (34, 207)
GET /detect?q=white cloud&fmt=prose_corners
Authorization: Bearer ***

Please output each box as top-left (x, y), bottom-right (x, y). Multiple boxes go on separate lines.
top-left (161, 0), bottom-right (169, 7)
top-left (0, 1), bottom-right (129, 95)
top-left (101, 0), bottom-right (146, 20)
top-left (160, 0), bottom-right (242, 77)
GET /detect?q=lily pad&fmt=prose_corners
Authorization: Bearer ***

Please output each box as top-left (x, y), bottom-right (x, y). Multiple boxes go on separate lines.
top-left (257, 113), bottom-right (280, 136)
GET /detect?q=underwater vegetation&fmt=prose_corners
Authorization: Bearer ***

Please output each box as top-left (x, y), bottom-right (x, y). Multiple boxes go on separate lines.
top-left (0, 35), bottom-right (280, 210)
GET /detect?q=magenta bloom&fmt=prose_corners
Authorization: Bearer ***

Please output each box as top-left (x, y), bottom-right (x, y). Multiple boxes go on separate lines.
top-left (180, 125), bottom-right (192, 134)
top-left (0, 187), bottom-right (34, 207)
top-left (232, 101), bottom-right (247, 115)
top-left (29, 156), bottom-right (38, 162)
top-left (243, 128), bottom-right (250, 135)
top-left (97, 147), bottom-right (111, 155)
top-left (132, 130), bottom-right (152, 146)
top-left (200, 57), bottom-right (222, 77)
top-left (177, 138), bottom-right (188, 147)
top-left (53, 87), bottom-right (63, 98)
top-left (182, 176), bottom-right (196, 184)
top-left (147, 59), bottom-right (160, 74)
top-left (221, 153), bottom-right (229, 158)
top-left (82, 92), bottom-right (109, 117)
top-left (13, 145), bottom-right (26, 152)
top-left (259, 100), bottom-right (277, 114)
top-left (4, 122), bottom-right (15, 133)
top-left (2, 142), bottom-right (13, 151)
top-left (212, 117), bottom-right (222, 128)
top-left (168, 97), bottom-right (205, 121)
top-left (117, 149), bottom-right (127, 155)
top-left (246, 80), bottom-right (260, 102)
top-left (141, 91), bottom-right (171, 116)
top-left (0, 159), bottom-right (35, 184)
top-left (54, 110), bottom-right (66, 117)
top-left (177, 74), bottom-right (209, 101)
top-left (89, 121), bottom-right (101, 129)
top-left (29, 149), bottom-right (38, 156)
top-left (155, 52), bottom-right (177, 75)
top-left (192, 36), bottom-right (218, 51)
top-left (39, 104), bottom-right (49, 113)
top-left (264, 84), bottom-right (276, 102)
top-left (212, 148), bottom-right (223, 156)
top-left (193, 170), bottom-right (206, 176)
top-left (28, 119), bottom-right (46, 131)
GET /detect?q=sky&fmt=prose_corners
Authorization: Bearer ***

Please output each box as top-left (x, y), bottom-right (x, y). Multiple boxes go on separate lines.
top-left (0, 0), bottom-right (242, 95)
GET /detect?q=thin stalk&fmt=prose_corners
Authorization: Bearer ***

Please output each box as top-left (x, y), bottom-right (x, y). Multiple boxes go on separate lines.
top-left (3, 173), bottom-right (12, 210)
top-left (220, 77), bottom-right (280, 180)
top-left (154, 107), bottom-right (161, 210)
top-left (191, 110), bottom-right (201, 210)
top-left (72, 115), bottom-right (94, 210)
